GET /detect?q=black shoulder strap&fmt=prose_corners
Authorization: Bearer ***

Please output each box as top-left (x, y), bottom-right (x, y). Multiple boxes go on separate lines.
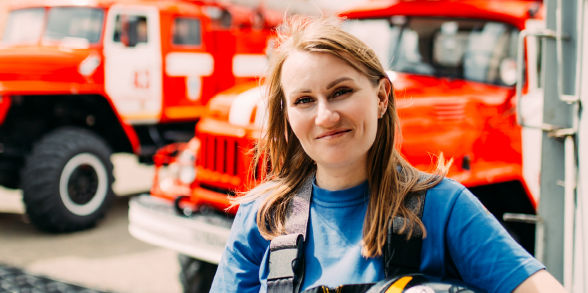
top-left (267, 175), bottom-right (313, 293)
top-left (383, 189), bottom-right (427, 278)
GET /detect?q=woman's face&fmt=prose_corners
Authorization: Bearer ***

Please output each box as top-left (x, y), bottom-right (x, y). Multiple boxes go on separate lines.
top-left (281, 51), bottom-right (388, 174)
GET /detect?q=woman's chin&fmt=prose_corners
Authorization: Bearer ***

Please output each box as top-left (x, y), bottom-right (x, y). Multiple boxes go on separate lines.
top-left (315, 158), bottom-right (365, 172)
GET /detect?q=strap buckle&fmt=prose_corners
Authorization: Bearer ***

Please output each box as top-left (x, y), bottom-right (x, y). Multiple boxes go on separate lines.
top-left (268, 233), bottom-right (305, 280)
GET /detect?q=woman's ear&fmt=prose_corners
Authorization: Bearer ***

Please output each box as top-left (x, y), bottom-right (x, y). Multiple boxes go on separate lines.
top-left (377, 78), bottom-right (391, 117)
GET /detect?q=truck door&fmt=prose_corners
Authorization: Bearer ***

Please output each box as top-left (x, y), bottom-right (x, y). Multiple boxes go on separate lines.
top-left (103, 5), bottom-right (162, 124)
top-left (161, 15), bottom-right (215, 121)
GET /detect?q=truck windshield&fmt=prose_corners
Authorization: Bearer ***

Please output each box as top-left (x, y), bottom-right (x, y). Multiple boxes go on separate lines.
top-left (2, 8), bottom-right (45, 45)
top-left (44, 7), bottom-right (104, 44)
top-left (1, 7), bottom-right (104, 46)
top-left (343, 17), bottom-right (519, 86)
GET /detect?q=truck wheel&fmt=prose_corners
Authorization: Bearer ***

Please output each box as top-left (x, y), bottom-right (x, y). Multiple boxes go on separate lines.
top-left (178, 254), bottom-right (217, 293)
top-left (21, 127), bottom-right (114, 233)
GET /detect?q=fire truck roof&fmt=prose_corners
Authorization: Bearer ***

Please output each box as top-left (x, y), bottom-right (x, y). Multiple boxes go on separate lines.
top-left (339, 0), bottom-right (544, 29)
top-left (7, 0), bottom-right (281, 29)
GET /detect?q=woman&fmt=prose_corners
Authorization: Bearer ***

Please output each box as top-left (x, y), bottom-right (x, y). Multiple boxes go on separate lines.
top-left (210, 18), bottom-right (564, 293)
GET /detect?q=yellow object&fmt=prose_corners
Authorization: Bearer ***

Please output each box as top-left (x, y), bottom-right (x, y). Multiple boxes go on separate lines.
top-left (385, 276), bottom-right (413, 293)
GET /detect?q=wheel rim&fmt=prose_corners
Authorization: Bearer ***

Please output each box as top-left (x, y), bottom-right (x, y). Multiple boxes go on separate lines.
top-left (59, 153), bottom-right (108, 216)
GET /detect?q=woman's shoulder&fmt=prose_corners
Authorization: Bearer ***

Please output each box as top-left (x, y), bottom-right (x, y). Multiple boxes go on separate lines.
top-left (228, 181), bottom-right (278, 244)
top-left (235, 180), bottom-right (280, 213)
top-left (249, 180), bottom-right (280, 195)
top-left (423, 177), bottom-right (489, 223)
top-left (425, 177), bottom-right (468, 199)
top-left (422, 177), bottom-right (482, 219)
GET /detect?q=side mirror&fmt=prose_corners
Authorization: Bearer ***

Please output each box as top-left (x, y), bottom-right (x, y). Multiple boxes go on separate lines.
top-left (499, 58), bottom-right (517, 86)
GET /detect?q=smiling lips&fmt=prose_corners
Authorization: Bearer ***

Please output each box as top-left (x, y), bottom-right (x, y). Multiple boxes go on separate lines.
top-left (316, 129), bottom-right (352, 139)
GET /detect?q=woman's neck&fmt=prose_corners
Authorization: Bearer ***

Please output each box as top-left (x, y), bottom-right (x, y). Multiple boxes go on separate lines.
top-left (315, 162), bottom-right (368, 191)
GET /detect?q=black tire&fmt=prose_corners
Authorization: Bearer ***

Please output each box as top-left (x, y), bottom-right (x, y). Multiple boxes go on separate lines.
top-left (20, 127), bottom-right (114, 233)
top-left (178, 254), bottom-right (217, 293)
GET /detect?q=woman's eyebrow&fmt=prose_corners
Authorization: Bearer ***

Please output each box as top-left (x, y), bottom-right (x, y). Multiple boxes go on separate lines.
top-left (287, 77), bottom-right (353, 96)
top-left (288, 88), bottom-right (312, 97)
top-left (326, 77), bottom-right (352, 90)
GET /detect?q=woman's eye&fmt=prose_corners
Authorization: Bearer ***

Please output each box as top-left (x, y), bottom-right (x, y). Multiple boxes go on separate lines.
top-left (294, 97), bottom-right (313, 105)
top-left (332, 88), bottom-right (353, 98)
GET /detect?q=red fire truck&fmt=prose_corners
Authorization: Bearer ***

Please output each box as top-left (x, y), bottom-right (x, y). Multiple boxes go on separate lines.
top-left (129, 0), bottom-right (547, 291)
top-left (0, 0), bottom-right (279, 232)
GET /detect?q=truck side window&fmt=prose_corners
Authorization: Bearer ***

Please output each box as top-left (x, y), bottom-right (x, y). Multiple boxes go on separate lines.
top-left (203, 6), bottom-right (232, 29)
top-left (113, 15), bottom-right (122, 42)
top-left (112, 14), bottom-right (148, 47)
top-left (173, 17), bottom-right (202, 46)
top-left (219, 9), bottom-right (232, 28)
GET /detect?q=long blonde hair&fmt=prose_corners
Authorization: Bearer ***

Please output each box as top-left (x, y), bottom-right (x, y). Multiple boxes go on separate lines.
top-left (238, 17), bottom-right (449, 257)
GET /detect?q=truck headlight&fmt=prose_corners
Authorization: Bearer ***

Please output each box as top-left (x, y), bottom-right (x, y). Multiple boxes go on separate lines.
top-left (154, 140), bottom-right (199, 193)
top-left (79, 54), bottom-right (101, 77)
top-left (179, 166), bottom-right (196, 185)
top-left (177, 150), bottom-right (196, 184)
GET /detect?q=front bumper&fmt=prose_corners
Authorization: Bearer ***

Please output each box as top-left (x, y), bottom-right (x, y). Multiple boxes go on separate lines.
top-left (128, 195), bottom-right (233, 264)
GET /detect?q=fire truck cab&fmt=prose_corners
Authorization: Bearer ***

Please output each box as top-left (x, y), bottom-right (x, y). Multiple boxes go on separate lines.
top-left (0, 0), bottom-right (277, 232)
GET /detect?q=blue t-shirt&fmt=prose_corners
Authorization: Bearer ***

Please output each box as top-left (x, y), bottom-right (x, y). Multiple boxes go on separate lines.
top-left (210, 178), bottom-right (544, 293)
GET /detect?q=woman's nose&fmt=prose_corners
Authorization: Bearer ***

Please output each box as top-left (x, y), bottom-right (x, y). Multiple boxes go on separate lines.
top-left (315, 101), bottom-right (339, 127)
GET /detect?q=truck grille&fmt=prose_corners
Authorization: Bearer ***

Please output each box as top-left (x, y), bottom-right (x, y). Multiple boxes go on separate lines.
top-left (198, 133), bottom-right (242, 176)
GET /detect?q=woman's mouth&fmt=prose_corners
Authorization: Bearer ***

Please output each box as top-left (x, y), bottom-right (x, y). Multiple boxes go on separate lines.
top-left (316, 129), bottom-right (352, 139)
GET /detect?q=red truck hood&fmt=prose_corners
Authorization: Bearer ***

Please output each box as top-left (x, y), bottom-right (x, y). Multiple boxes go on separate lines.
top-left (391, 72), bottom-right (518, 180)
top-left (0, 46), bottom-right (95, 84)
